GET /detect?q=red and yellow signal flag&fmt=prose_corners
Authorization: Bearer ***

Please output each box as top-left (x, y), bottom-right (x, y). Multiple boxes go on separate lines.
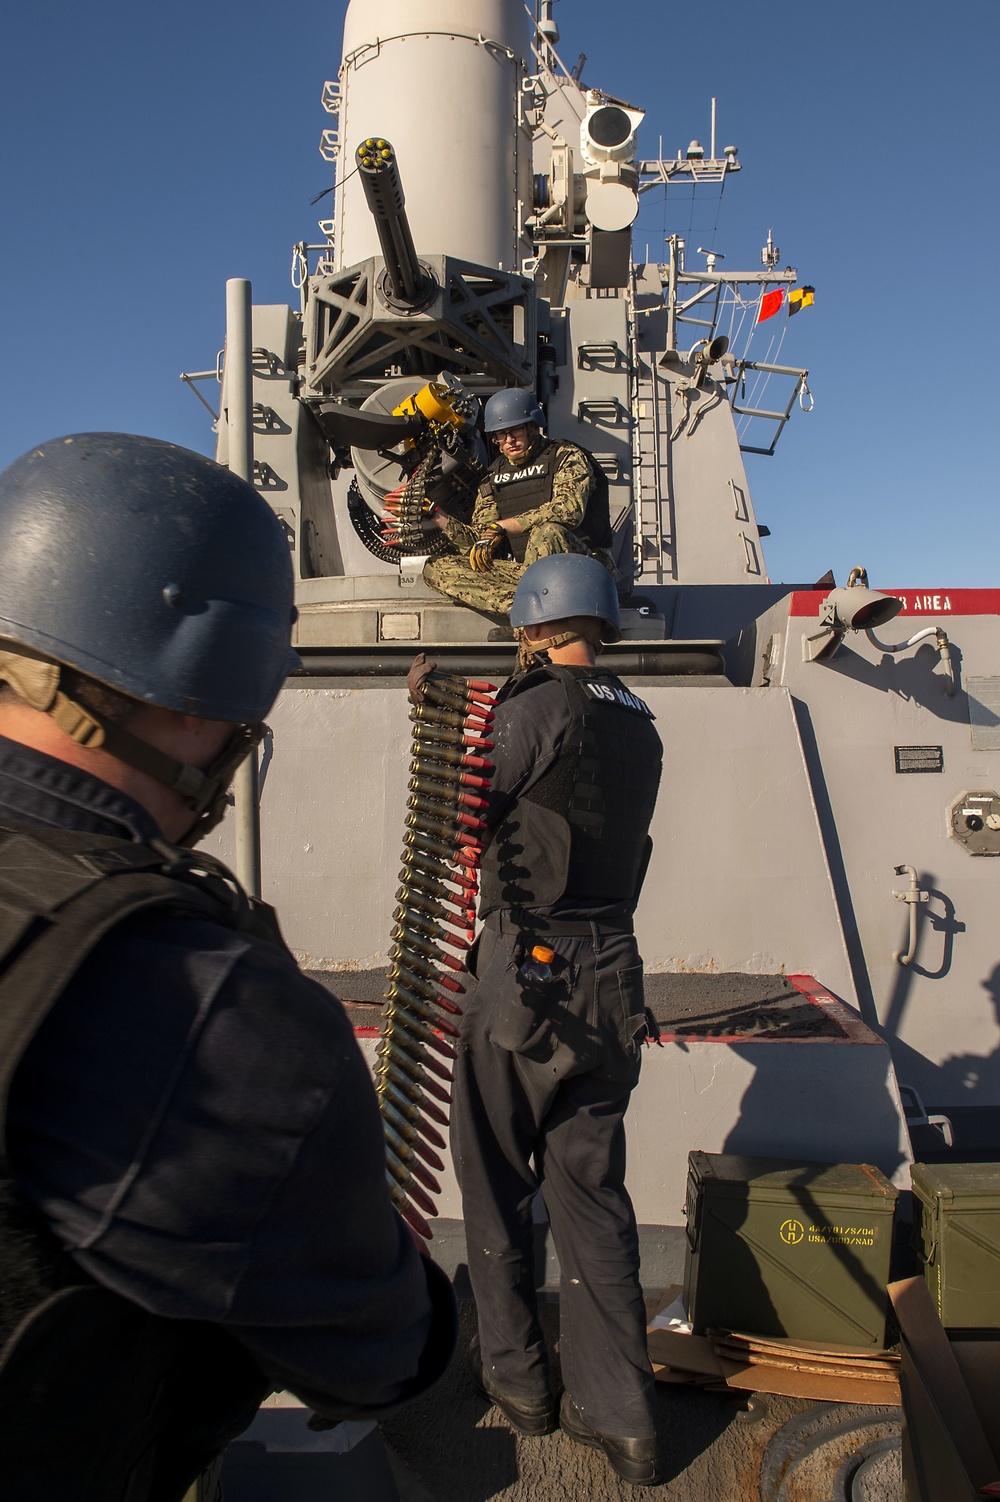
top-left (788, 285), bottom-right (815, 317)
top-left (756, 288), bottom-right (784, 323)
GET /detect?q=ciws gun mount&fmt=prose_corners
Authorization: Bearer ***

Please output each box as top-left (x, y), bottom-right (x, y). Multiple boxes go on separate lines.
top-left (309, 137), bottom-right (522, 562)
top-left (303, 133), bottom-right (534, 404)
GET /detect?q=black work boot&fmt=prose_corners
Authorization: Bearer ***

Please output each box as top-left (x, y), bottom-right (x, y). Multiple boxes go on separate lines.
top-left (468, 1342), bottom-right (557, 1436)
top-left (559, 1393), bottom-right (664, 1487)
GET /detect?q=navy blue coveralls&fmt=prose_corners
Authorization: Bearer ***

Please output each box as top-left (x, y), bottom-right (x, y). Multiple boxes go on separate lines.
top-left (0, 734), bottom-right (455, 1420)
top-left (451, 669), bottom-right (661, 1441)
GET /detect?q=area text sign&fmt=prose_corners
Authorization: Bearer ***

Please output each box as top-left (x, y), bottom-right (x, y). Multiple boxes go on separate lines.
top-left (788, 589), bottom-right (1000, 617)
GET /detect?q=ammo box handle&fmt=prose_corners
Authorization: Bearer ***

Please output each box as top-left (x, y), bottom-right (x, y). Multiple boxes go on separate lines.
top-left (913, 1222), bottom-right (937, 1266)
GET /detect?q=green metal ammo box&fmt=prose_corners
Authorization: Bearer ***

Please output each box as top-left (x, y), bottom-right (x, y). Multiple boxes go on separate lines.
top-left (683, 1151), bottom-right (898, 1347)
top-left (911, 1162), bottom-right (1000, 1329)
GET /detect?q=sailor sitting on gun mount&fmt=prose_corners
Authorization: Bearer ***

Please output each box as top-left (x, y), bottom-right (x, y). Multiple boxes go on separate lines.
top-left (424, 388), bottom-right (615, 622)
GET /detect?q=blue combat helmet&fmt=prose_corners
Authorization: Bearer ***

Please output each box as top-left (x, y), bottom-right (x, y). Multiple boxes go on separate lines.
top-left (510, 554), bottom-right (622, 644)
top-left (483, 388), bottom-right (545, 433)
top-left (0, 433), bottom-right (299, 841)
top-left (0, 433), bottom-right (298, 723)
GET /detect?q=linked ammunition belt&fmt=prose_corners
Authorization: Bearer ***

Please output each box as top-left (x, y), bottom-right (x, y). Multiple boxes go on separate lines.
top-left (376, 670), bottom-right (497, 1238)
top-left (394, 447), bottom-right (436, 554)
top-left (377, 443), bottom-right (451, 562)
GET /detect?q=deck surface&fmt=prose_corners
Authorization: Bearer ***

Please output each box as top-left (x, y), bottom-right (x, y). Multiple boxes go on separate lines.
top-left (221, 1300), bottom-right (816, 1500)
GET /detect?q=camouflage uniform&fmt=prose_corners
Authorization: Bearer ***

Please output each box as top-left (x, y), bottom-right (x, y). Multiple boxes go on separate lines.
top-left (424, 439), bottom-right (613, 618)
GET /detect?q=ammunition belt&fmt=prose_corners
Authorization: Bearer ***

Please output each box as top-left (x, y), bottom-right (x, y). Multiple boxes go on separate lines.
top-left (374, 669), bottom-right (498, 1240)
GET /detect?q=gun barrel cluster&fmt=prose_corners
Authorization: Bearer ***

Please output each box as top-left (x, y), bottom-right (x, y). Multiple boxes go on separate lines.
top-left (355, 137), bottom-right (425, 306)
top-left (375, 669), bottom-right (498, 1238)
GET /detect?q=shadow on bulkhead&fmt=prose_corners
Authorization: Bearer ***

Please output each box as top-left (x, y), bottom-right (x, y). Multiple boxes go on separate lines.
top-left (712, 1040), bottom-right (909, 1341)
top-left (886, 963), bottom-right (1000, 1152)
top-left (820, 639), bottom-right (967, 723)
top-left (884, 876), bottom-right (965, 1003)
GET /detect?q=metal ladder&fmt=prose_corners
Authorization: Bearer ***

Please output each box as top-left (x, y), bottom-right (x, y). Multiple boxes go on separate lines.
top-left (627, 300), bottom-right (673, 585)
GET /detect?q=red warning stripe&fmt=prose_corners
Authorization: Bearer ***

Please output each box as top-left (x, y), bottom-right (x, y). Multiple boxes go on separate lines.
top-left (788, 589), bottom-right (1000, 618)
top-left (639, 975), bottom-right (876, 1047)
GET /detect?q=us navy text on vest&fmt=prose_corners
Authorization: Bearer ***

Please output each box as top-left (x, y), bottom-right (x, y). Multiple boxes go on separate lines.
top-left (486, 441), bottom-right (612, 562)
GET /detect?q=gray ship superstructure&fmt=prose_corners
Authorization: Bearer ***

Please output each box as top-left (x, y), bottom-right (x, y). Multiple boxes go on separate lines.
top-left (185, 0), bottom-right (1000, 1275)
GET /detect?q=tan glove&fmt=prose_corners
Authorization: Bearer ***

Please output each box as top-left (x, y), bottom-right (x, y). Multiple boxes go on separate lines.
top-left (469, 522), bottom-right (505, 573)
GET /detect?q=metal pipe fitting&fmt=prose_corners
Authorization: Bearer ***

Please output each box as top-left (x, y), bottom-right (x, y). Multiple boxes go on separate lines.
top-left (893, 865), bottom-right (929, 966)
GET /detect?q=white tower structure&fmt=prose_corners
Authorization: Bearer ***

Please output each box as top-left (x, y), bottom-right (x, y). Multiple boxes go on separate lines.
top-left (336, 0), bottom-right (532, 273)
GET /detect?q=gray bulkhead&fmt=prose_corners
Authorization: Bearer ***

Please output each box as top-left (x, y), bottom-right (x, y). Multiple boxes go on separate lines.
top-left (777, 594), bottom-right (1000, 1132)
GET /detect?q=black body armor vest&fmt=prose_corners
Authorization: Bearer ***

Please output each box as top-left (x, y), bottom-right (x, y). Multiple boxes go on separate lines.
top-left (480, 664), bottom-right (662, 917)
top-left (487, 441), bottom-right (613, 562)
top-left (0, 826), bottom-right (278, 1500)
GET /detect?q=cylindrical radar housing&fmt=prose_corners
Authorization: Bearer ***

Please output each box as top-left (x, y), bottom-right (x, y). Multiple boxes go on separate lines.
top-left (587, 106), bottom-right (633, 153)
top-left (580, 97), bottom-right (645, 166)
top-left (337, 0), bottom-right (532, 273)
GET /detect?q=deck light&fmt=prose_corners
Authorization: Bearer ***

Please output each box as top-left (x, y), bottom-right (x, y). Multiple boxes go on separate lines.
top-left (802, 580), bottom-right (903, 662)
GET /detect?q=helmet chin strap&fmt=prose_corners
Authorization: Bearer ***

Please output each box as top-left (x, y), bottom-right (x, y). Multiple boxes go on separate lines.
top-left (513, 626), bottom-right (583, 660)
top-left (0, 648), bottom-right (260, 846)
top-left (513, 615), bottom-right (605, 668)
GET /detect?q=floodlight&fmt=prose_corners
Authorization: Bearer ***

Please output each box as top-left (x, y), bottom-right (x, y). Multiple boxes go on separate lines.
top-left (802, 583), bottom-right (903, 662)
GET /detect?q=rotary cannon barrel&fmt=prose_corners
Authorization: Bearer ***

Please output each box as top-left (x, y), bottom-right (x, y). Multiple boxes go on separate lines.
top-left (355, 138), bottom-right (426, 304)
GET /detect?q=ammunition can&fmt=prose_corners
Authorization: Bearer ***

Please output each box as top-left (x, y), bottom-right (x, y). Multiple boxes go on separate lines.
top-left (911, 1162), bottom-right (1000, 1329)
top-left (683, 1151), bottom-right (898, 1347)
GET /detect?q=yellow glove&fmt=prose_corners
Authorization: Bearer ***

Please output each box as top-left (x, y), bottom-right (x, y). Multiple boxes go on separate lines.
top-left (469, 523), bottom-right (505, 572)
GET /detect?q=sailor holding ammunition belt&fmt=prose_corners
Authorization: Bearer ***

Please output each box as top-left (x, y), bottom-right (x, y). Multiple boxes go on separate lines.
top-left (414, 554), bottom-right (665, 1486)
top-left (424, 389), bottom-right (615, 621)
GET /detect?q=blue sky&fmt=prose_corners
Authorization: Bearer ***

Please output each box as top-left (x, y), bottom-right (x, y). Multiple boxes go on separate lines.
top-left (1, 1), bottom-right (996, 587)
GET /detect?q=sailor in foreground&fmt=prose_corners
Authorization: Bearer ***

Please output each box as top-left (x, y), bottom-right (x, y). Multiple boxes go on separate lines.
top-left (423, 388), bottom-right (614, 621)
top-left (413, 554), bottom-right (664, 1486)
top-left (0, 433), bottom-right (455, 1499)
